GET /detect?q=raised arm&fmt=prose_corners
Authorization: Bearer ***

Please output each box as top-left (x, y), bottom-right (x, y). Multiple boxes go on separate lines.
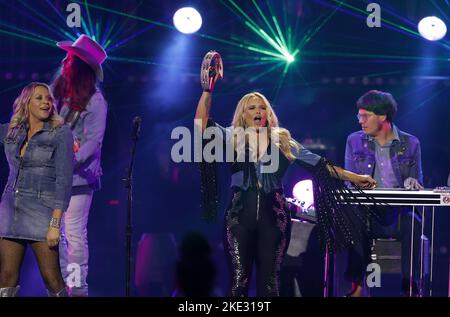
top-left (195, 91), bottom-right (212, 131)
top-left (196, 51), bottom-right (223, 131)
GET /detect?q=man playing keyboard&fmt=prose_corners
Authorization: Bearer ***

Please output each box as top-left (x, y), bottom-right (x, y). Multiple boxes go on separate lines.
top-left (344, 90), bottom-right (423, 297)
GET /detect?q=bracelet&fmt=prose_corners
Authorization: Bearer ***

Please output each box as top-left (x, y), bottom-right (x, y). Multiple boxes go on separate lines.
top-left (49, 217), bottom-right (61, 229)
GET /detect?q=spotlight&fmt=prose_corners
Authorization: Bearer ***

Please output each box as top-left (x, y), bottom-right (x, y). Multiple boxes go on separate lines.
top-left (418, 16), bottom-right (447, 41)
top-left (292, 179), bottom-right (314, 209)
top-left (283, 53), bottom-right (295, 63)
top-left (173, 7), bottom-right (202, 34)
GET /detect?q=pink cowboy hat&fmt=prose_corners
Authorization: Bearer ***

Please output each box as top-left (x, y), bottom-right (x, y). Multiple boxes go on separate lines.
top-left (57, 34), bottom-right (107, 82)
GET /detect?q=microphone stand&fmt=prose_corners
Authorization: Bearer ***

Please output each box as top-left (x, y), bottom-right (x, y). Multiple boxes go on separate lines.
top-left (124, 117), bottom-right (141, 297)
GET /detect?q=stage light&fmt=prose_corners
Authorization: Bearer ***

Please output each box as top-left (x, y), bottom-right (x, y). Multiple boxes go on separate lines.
top-left (418, 16), bottom-right (447, 41)
top-left (283, 53), bottom-right (295, 63)
top-left (173, 7), bottom-right (202, 34)
top-left (292, 179), bottom-right (314, 211)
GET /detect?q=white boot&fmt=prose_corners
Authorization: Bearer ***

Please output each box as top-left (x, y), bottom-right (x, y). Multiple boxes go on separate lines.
top-left (0, 285), bottom-right (20, 297)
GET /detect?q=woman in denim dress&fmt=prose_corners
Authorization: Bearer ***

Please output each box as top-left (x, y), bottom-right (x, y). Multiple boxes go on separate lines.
top-left (0, 82), bottom-right (73, 297)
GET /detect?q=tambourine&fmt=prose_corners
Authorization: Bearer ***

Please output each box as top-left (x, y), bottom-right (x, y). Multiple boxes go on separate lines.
top-left (200, 51), bottom-right (223, 92)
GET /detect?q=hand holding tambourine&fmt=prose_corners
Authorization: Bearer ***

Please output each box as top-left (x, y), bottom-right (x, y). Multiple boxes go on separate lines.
top-left (201, 51), bottom-right (223, 92)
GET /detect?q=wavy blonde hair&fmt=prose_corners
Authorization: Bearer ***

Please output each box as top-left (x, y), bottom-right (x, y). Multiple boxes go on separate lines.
top-left (8, 82), bottom-right (64, 137)
top-left (231, 92), bottom-right (299, 161)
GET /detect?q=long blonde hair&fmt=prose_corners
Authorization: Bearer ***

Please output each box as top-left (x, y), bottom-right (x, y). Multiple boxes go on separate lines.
top-left (231, 92), bottom-right (299, 161)
top-left (8, 82), bottom-right (64, 138)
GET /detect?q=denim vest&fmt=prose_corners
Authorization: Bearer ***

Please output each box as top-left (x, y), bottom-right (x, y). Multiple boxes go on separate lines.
top-left (0, 121), bottom-right (74, 211)
top-left (208, 119), bottom-right (322, 193)
top-left (344, 126), bottom-right (423, 188)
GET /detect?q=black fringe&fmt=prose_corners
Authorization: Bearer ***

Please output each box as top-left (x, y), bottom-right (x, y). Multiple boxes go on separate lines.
top-left (198, 151), bottom-right (383, 242)
top-left (199, 159), bottom-right (219, 223)
top-left (312, 158), bottom-right (382, 253)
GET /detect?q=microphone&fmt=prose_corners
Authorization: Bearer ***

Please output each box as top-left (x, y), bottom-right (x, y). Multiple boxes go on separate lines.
top-left (132, 116), bottom-right (142, 140)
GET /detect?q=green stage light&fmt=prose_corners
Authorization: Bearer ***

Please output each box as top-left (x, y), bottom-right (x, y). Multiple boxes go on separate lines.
top-left (284, 53), bottom-right (294, 63)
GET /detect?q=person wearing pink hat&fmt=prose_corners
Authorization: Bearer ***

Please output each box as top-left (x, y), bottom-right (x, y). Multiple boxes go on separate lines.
top-left (51, 34), bottom-right (108, 296)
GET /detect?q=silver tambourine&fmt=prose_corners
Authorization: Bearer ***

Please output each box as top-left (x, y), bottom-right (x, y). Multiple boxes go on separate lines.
top-left (200, 51), bottom-right (223, 92)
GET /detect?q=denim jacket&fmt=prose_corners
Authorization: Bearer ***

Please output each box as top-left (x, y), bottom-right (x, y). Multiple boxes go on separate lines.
top-left (345, 126), bottom-right (423, 188)
top-left (0, 121), bottom-right (74, 211)
top-left (58, 90), bottom-right (107, 187)
top-left (208, 119), bottom-right (322, 193)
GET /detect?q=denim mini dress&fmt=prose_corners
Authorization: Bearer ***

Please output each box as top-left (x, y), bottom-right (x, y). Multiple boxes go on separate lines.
top-left (0, 121), bottom-right (73, 241)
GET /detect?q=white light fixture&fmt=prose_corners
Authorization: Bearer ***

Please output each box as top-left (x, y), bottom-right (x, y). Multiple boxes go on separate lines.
top-left (292, 179), bottom-right (314, 211)
top-left (283, 53), bottom-right (295, 63)
top-left (173, 7), bottom-right (202, 34)
top-left (418, 16), bottom-right (447, 41)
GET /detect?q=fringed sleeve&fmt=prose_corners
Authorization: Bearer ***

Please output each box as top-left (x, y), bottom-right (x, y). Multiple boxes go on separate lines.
top-left (199, 159), bottom-right (219, 223)
top-left (198, 119), bottom-right (229, 223)
top-left (311, 158), bottom-right (382, 253)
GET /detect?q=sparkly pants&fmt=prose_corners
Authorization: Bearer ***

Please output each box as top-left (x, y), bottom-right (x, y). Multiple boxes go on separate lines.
top-left (224, 188), bottom-right (291, 297)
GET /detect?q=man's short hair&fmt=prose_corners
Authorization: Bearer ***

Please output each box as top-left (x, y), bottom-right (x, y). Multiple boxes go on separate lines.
top-left (357, 90), bottom-right (398, 122)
